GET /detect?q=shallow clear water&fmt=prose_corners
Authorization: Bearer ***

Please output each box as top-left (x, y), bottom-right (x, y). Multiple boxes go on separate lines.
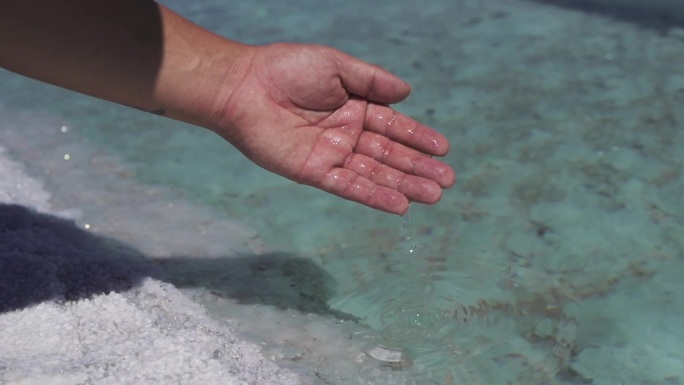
top-left (2, 0), bottom-right (684, 384)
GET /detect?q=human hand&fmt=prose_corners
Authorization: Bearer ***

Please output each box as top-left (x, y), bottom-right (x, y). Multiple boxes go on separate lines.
top-left (0, 2), bottom-right (452, 215)
top-left (213, 43), bottom-right (455, 215)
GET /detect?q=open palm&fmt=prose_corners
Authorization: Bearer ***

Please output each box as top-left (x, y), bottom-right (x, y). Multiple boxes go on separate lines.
top-left (215, 43), bottom-right (455, 215)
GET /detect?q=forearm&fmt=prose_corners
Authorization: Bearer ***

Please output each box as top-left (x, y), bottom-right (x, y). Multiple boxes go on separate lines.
top-left (0, 0), bottom-right (251, 129)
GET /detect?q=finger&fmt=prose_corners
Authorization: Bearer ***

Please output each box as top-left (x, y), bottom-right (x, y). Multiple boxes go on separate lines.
top-left (355, 131), bottom-right (456, 189)
top-left (364, 103), bottom-right (450, 157)
top-left (326, 47), bottom-right (411, 104)
top-left (343, 153), bottom-right (444, 204)
top-left (319, 167), bottom-right (412, 215)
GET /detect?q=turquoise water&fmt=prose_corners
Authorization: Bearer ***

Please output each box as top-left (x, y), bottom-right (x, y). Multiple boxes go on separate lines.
top-left (2, 0), bottom-right (684, 384)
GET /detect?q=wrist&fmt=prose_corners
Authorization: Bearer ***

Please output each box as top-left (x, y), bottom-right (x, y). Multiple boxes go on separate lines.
top-left (150, 6), bottom-right (256, 132)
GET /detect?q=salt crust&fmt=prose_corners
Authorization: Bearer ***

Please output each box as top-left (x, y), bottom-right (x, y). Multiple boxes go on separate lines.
top-left (0, 145), bottom-right (302, 385)
top-left (0, 278), bottom-right (301, 385)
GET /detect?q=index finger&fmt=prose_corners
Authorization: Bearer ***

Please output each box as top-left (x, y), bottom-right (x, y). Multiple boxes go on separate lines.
top-left (364, 103), bottom-right (450, 157)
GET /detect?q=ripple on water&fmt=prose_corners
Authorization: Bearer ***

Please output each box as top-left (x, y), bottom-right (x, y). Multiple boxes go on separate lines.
top-left (325, 248), bottom-right (577, 385)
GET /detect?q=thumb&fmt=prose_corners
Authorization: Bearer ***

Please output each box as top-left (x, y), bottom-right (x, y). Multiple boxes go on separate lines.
top-left (326, 47), bottom-right (411, 104)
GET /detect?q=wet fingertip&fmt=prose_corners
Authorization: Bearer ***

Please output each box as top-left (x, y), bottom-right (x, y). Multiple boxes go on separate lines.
top-left (441, 169), bottom-right (457, 189)
top-left (426, 187), bottom-right (443, 205)
top-left (424, 135), bottom-right (449, 157)
top-left (418, 161), bottom-right (456, 189)
top-left (430, 162), bottom-right (456, 189)
top-left (383, 190), bottom-right (410, 215)
top-left (398, 79), bottom-right (411, 97)
top-left (406, 181), bottom-right (442, 205)
top-left (397, 201), bottom-right (410, 216)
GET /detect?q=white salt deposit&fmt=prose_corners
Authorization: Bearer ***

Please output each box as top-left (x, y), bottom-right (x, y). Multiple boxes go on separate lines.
top-left (0, 279), bottom-right (301, 385)
top-left (0, 143), bottom-right (302, 385)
